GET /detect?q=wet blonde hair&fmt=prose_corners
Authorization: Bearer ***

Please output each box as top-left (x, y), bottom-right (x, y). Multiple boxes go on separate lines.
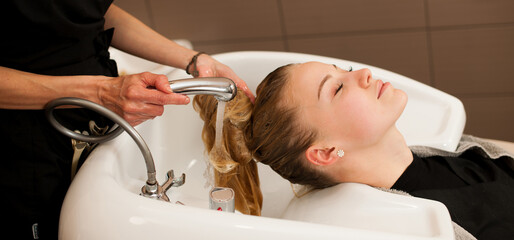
top-left (193, 88), bottom-right (262, 215)
top-left (193, 64), bottom-right (338, 215)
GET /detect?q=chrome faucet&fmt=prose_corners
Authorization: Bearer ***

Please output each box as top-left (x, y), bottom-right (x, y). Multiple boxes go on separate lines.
top-left (45, 77), bottom-right (237, 202)
top-left (169, 77), bottom-right (237, 102)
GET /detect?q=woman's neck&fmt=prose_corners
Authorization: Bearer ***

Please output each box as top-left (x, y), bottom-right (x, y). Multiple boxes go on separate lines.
top-left (334, 127), bottom-right (413, 188)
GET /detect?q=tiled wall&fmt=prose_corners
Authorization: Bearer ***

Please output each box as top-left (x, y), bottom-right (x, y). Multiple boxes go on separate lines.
top-left (115, 0), bottom-right (514, 142)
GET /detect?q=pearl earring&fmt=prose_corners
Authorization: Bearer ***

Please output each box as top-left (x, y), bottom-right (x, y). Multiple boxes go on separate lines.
top-left (337, 149), bottom-right (345, 158)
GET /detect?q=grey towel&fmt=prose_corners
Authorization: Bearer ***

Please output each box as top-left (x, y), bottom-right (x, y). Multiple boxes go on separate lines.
top-left (410, 134), bottom-right (514, 162)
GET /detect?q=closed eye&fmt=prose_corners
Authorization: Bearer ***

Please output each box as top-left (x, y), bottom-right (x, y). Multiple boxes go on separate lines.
top-left (335, 83), bottom-right (343, 95)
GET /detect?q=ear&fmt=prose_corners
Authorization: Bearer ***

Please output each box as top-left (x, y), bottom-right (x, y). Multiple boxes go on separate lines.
top-left (305, 146), bottom-right (338, 166)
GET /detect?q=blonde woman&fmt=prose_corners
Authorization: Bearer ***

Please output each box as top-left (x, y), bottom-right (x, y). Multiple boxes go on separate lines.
top-left (194, 62), bottom-right (514, 239)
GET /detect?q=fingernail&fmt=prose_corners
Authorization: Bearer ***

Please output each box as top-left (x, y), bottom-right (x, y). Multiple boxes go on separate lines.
top-left (184, 96), bottom-right (190, 104)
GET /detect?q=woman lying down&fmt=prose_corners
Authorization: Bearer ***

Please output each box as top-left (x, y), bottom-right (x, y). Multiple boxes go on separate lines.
top-left (193, 62), bottom-right (514, 239)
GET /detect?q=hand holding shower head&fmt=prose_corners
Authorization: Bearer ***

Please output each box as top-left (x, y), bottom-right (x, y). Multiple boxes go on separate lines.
top-left (168, 77), bottom-right (237, 102)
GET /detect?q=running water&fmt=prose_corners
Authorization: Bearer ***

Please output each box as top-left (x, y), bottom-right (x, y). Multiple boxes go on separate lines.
top-left (206, 100), bottom-right (235, 176)
top-left (214, 101), bottom-right (226, 147)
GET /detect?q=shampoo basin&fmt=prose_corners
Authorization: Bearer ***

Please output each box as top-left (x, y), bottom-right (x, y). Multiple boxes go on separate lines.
top-left (59, 51), bottom-right (465, 239)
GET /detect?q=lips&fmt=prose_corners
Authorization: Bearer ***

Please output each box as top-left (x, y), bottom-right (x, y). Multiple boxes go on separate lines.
top-left (377, 80), bottom-right (390, 99)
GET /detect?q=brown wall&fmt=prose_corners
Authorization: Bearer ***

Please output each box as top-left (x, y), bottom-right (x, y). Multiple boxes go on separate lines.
top-left (116, 0), bottom-right (514, 142)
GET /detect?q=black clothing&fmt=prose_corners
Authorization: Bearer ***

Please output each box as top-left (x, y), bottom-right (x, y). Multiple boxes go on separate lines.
top-left (0, 0), bottom-right (116, 239)
top-left (392, 150), bottom-right (514, 239)
top-left (1, 0), bottom-right (117, 76)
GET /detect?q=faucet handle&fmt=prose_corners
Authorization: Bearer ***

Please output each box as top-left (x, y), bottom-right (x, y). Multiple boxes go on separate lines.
top-left (156, 169), bottom-right (185, 202)
top-left (141, 169), bottom-right (186, 202)
top-left (161, 169), bottom-right (186, 192)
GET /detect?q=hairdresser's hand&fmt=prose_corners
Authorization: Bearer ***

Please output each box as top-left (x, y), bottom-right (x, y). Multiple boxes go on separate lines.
top-left (99, 72), bottom-right (190, 126)
top-left (194, 54), bottom-right (256, 103)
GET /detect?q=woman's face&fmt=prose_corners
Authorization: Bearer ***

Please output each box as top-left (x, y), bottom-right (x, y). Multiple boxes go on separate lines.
top-left (286, 62), bottom-right (408, 150)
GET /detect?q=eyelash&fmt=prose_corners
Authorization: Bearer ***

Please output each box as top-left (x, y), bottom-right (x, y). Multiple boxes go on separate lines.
top-left (332, 64), bottom-right (349, 95)
top-left (335, 83), bottom-right (343, 95)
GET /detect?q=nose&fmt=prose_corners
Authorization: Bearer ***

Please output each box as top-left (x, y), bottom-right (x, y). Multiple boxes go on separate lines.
top-left (353, 68), bottom-right (372, 88)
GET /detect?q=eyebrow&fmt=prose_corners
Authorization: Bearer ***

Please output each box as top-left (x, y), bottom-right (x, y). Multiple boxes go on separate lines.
top-left (317, 65), bottom-right (338, 99)
top-left (318, 74), bottom-right (332, 99)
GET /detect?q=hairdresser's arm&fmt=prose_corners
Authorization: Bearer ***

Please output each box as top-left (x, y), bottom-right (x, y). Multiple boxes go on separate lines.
top-left (0, 66), bottom-right (103, 109)
top-left (0, 66), bottom-right (188, 126)
top-left (104, 4), bottom-right (255, 102)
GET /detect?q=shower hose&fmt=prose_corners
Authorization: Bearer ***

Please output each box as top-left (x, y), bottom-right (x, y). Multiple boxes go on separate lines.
top-left (44, 97), bottom-right (157, 185)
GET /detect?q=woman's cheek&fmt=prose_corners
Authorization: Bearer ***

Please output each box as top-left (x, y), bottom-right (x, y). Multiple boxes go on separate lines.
top-left (340, 104), bottom-right (379, 141)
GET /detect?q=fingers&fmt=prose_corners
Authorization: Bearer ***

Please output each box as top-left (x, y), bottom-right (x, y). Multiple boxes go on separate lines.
top-left (221, 71), bottom-right (256, 103)
top-left (121, 103), bottom-right (164, 126)
top-left (197, 57), bottom-right (255, 103)
top-left (148, 73), bottom-right (173, 93)
top-left (196, 55), bottom-right (256, 103)
top-left (137, 72), bottom-right (190, 105)
top-left (139, 87), bottom-right (190, 105)
top-left (234, 79), bottom-right (256, 104)
top-left (105, 72), bottom-right (192, 126)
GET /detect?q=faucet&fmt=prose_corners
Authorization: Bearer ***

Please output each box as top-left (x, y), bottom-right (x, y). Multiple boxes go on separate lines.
top-left (168, 77), bottom-right (237, 102)
top-left (45, 77), bottom-right (237, 202)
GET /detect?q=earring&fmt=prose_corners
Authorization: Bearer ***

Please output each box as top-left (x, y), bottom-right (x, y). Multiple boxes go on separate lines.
top-left (337, 149), bottom-right (345, 158)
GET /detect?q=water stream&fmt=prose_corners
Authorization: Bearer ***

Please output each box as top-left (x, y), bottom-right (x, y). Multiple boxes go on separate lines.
top-left (205, 100), bottom-right (230, 186)
top-left (214, 101), bottom-right (226, 147)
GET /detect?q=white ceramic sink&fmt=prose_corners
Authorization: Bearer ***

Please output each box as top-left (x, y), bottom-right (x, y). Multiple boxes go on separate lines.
top-left (59, 51), bottom-right (465, 239)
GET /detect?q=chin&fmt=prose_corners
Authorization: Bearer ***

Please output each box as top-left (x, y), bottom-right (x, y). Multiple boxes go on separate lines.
top-left (391, 89), bottom-right (408, 121)
top-left (397, 89), bottom-right (408, 112)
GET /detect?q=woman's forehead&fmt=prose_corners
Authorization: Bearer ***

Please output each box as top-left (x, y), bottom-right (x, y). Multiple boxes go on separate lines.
top-left (284, 62), bottom-right (327, 108)
top-left (291, 62), bottom-right (332, 82)
top-left (288, 62), bottom-right (332, 91)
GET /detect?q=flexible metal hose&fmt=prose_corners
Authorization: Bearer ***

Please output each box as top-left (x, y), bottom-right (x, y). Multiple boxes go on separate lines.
top-left (45, 97), bottom-right (157, 185)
